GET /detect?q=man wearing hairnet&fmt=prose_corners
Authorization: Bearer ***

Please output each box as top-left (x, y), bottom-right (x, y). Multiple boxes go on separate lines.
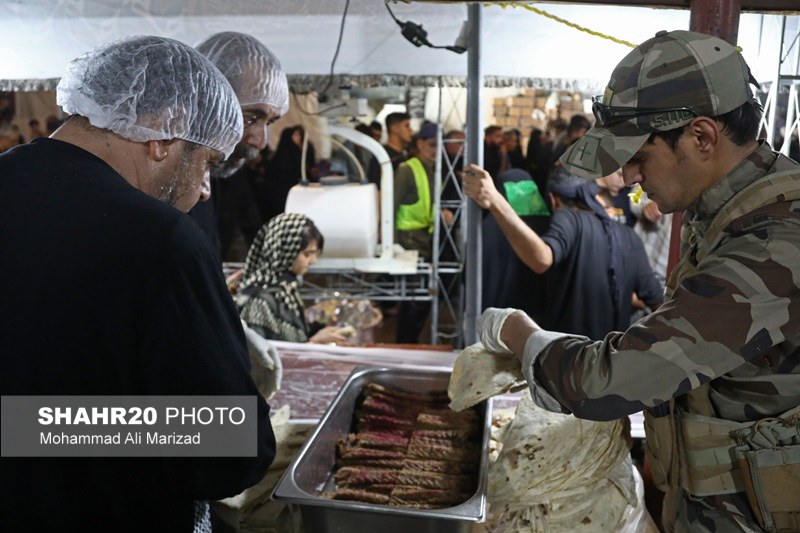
top-left (189, 31), bottom-right (289, 256)
top-left (189, 30), bottom-right (289, 452)
top-left (0, 36), bottom-right (275, 531)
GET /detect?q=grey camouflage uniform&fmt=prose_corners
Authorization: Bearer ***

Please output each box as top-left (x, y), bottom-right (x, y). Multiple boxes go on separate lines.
top-left (525, 142), bottom-right (800, 531)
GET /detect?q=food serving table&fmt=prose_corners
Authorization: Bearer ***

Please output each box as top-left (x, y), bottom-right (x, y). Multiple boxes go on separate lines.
top-left (268, 341), bottom-right (646, 439)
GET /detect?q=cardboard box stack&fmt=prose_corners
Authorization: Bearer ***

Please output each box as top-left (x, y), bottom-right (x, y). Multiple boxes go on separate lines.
top-left (490, 89), bottom-right (589, 156)
top-left (491, 88), bottom-right (586, 132)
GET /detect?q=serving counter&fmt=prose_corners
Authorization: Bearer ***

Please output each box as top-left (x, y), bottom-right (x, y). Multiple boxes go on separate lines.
top-left (268, 341), bottom-right (645, 439)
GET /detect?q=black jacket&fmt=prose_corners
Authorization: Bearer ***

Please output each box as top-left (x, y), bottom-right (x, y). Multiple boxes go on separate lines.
top-left (0, 139), bottom-right (275, 532)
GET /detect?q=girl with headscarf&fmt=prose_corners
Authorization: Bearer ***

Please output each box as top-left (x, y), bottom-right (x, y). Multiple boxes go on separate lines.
top-left (237, 213), bottom-right (346, 344)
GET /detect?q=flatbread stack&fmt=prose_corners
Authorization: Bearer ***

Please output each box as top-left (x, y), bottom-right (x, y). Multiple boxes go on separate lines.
top-left (446, 343), bottom-right (642, 532)
top-left (484, 391), bottom-right (640, 532)
top-left (447, 343), bottom-right (527, 412)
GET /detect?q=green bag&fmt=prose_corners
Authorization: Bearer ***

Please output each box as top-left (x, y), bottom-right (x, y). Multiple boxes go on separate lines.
top-left (503, 180), bottom-right (550, 216)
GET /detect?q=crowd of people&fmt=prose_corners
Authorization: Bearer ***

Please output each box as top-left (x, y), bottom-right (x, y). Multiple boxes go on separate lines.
top-left (478, 111), bottom-right (675, 338)
top-left (1, 25), bottom-right (798, 533)
top-left (0, 108), bottom-right (64, 153)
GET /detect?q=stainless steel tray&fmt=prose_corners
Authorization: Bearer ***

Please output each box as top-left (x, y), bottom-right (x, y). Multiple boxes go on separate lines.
top-left (272, 366), bottom-right (491, 533)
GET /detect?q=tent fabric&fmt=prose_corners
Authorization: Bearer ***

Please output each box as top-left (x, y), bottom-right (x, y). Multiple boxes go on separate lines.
top-left (0, 74), bottom-right (612, 95)
top-left (2, 0), bottom-right (789, 93)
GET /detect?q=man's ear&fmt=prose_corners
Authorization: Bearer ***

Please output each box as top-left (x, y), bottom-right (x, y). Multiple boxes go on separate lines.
top-left (687, 117), bottom-right (720, 159)
top-left (549, 192), bottom-right (560, 209)
top-left (146, 139), bottom-right (181, 162)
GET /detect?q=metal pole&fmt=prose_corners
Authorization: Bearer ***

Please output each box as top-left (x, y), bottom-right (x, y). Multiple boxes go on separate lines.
top-left (786, 19), bottom-right (800, 156)
top-left (464, 4), bottom-right (483, 345)
top-left (766, 16), bottom-right (788, 146)
top-left (689, 0), bottom-right (741, 44)
top-left (783, 82), bottom-right (799, 156)
top-left (431, 85), bottom-right (444, 344)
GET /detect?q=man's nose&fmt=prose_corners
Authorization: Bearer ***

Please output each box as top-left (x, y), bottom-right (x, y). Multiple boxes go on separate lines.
top-left (245, 123), bottom-right (269, 151)
top-left (622, 164), bottom-right (642, 187)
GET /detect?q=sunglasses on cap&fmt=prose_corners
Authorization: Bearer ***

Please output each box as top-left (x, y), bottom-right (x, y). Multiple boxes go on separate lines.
top-left (591, 95), bottom-right (698, 128)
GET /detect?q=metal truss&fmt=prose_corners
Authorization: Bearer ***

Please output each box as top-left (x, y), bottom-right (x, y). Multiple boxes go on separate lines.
top-left (760, 16), bottom-right (800, 157)
top-left (300, 267), bottom-right (433, 302)
top-left (296, 77), bottom-right (468, 347)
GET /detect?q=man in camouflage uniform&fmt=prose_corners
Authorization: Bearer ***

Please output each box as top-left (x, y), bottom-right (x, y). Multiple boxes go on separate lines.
top-left (473, 30), bottom-right (800, 532)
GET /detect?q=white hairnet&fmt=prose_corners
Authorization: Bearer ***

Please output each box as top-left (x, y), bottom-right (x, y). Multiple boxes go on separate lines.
top-left (56, 35), bottom-right (243, 158)
top-left (196, 32), bottom-right (289, 115)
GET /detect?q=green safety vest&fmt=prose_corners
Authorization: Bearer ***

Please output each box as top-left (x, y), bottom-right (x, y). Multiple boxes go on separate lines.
top-left (395, 157), bottom-right (434, 233)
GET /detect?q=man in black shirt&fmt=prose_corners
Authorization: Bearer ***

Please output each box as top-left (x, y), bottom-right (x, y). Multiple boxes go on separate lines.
top-left (465, 164), bottom-right (662, 340)
top-left (383, 112), bottom-right (412, 170)
top-left (367, 112), bottom-right (412, 187)
top-left (483, 125), bottom-right (508, 185)
top-left (0, 36), bottom-right (274, 531)
top-left (189, 32), bottom-right (289, 258)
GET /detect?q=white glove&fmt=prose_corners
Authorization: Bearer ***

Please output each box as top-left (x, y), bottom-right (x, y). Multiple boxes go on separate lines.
top-left (241, 320), bottom-right (283, 399)
top-left (477, 307), bottom-right (520, 354)
top-left (242, 320), bottom-right (276, 370)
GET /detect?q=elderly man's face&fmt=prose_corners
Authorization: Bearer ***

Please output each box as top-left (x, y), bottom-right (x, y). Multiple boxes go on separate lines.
top-left (153, 141), bottom-right (223, 212)
top-left (212, 103), bottom-right (281, 178)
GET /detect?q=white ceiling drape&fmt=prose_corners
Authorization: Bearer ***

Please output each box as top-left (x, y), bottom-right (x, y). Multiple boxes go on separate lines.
top-left (1, 1), bottom-right (793, 92)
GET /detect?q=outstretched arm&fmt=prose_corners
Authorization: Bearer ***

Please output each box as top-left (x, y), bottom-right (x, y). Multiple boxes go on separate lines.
top-left (463, 164), bottom-right (553, 274)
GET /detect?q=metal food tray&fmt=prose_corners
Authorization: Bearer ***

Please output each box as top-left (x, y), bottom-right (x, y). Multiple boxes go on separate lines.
top-left (272, 366), bottom-right (491, 533)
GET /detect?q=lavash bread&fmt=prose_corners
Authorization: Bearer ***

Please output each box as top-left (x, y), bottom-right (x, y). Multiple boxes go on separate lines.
top-left (447, 343), bottom-right (527, 412)
top-left (484, 391), bottom-right (642, 532)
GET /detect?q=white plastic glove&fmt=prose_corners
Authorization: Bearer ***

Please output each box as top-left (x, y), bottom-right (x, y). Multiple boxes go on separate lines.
top-left (477, 307), bottom-right (520, 354)
top-left (241, 320), bottom-right (283, 399)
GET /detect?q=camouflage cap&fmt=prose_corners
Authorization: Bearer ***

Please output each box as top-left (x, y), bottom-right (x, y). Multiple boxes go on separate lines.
top-left (561, 30), bottom-right (755, 179)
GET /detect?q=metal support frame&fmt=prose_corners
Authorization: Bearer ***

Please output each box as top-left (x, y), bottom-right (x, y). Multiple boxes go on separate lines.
top-left (689, 0), bottom-right (741, 43)
top-left (464, 3), bottom-right (483, 345)
top-left (783, 82), bottom-right (800, 156)
top-left (300, 268), bottom-right (433, 302)
top-left (429, 86), bottom-right (468, 345)
top-left (286, 85), bottom-right (470, 347)
top-left (760, 16), bottom-right (800, 157)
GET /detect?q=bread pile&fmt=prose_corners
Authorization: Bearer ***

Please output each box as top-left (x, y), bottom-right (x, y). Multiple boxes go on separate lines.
top-left (448, 344), bottom-right (643, 532)
top-left (484, 391), bottom-right (638, 532)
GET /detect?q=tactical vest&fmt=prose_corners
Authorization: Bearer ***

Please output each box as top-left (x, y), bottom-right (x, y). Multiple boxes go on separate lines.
top-left (396, 157), bottom-right (434, 233)
top-left (643, 169), bottom-right (800, 532)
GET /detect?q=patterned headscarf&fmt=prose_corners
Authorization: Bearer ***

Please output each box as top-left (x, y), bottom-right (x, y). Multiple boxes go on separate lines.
top-left (238, 213), bottom-right (311, 342)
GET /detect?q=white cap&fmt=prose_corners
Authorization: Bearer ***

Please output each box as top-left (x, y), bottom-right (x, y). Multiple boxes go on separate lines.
top-left (196, 32), bottom-right (289, 114)
top-left (57, 35), bottom-right (243, 158)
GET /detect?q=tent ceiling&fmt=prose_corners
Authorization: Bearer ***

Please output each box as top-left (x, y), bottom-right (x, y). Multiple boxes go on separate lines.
top-left (1, 1), bottom-right (796, 93)
top-left (414, 0), bottom-right (799, 12)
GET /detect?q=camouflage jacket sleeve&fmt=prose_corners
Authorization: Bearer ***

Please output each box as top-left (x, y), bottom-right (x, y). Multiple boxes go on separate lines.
top-left (525, 211), bottom-right (800, 421)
